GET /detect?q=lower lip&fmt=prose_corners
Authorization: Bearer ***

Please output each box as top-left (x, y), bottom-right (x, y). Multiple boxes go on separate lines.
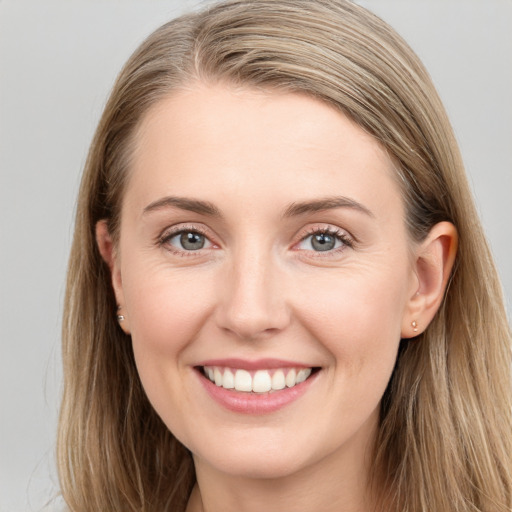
top-left (196, 369), bottom-right (319, 414)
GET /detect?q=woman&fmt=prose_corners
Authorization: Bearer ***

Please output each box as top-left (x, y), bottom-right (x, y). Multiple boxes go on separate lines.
top-left (58, 0), bottom-right (512, 510)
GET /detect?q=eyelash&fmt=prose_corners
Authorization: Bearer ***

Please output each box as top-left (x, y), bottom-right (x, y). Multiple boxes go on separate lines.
top-left (158, 224), bottom-right (214, 257)
top-left (295, 226), bottom-right (354, 255)
top-left (157, 224), bottom-right (354, 257)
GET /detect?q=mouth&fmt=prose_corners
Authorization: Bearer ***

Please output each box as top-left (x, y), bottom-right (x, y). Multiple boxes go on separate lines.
top-left (197, 365), bottom-right (320, 393)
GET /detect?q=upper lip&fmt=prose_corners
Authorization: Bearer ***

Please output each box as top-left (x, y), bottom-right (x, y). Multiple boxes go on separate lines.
top-left (195, 358), bottom-right (315, 371)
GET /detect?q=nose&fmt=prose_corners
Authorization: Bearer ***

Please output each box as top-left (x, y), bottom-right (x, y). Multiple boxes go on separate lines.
top-left (215, 248), bottom-right (290, 340)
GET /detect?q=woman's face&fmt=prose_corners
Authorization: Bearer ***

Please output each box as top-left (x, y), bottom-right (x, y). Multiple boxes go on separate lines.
top-left (110, 84), bottom-right (419, 480)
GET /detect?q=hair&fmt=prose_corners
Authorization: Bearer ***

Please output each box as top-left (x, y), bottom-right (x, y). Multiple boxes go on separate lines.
top-left (58, 1), bottom-right (512, 510)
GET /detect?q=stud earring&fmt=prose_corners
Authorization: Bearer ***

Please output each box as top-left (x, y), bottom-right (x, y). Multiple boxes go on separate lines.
top-left (411, 320), bottom-right (418, 332)
top-left (117, 314), bottom-right (125, 322)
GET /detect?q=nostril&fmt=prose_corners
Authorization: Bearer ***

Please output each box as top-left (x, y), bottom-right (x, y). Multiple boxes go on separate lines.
top-left (215, 301), bottom-right (291, 341)
top-left (214, 264), bottom-right (290, 339)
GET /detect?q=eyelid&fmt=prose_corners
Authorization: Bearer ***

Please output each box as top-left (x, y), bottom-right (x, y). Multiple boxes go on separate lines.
top-left (292, 224), bottom-right (355, 253)
top-left (155, 222), bottom-right (354, 256)
top-left (157, 223), bottom-right (219, 253)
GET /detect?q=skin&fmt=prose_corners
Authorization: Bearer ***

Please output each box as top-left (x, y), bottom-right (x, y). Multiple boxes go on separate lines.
top-left (97, 83), bottom-right (457, 512)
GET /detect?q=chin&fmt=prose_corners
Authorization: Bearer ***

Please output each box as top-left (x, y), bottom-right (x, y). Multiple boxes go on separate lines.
top-left (189, 431), bottom-right (319, 481)
top-left (202, 453), bottom-right (306, 480)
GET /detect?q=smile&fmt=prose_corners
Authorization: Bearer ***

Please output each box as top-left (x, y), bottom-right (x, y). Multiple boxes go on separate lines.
top-left (202, 366), bottom-right (313, 393)
top-left (195, 359), bottom-right (321, 414)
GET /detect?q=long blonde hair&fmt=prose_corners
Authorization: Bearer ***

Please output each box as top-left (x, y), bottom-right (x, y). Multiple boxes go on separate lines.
top-left (58, 1), bottom-right (512, 510)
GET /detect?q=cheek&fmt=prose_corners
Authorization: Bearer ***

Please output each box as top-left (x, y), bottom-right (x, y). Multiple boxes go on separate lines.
top-left (121, 264), bottom-right (217, 442)
top-left (124, 263), bottom-right (213, 353)
top-left (294, 270), bottom-right (407, 437)
top-left (295, 264), bottom-right (408, 375)
top-left (120, 261), bottom-right (218, 419)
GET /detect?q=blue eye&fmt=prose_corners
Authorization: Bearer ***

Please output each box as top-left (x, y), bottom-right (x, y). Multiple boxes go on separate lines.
top-left (297, 230), bottom-right (350, 252)
top-left (166, 231), bottom-right (212, 251)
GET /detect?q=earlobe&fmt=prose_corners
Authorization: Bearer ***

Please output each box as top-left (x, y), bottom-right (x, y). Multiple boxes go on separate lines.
top-left (96, 220), bottom-right (131, 335)
top-left (402, 221), bottom-right (458, 338)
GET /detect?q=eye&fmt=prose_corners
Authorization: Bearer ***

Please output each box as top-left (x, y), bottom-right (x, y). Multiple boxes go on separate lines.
top-left (296, 228), bottom-right (352, 252)
top-left (164, 230), bottom-right (213, 251)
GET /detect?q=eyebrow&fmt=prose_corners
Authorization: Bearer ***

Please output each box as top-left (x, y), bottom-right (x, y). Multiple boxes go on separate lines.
top-left (283, 196), bottom-right (374, 218)
top-left (143, 196), bottom-right (221, 217)
top-left (142, 194), bottom-right (374, 219)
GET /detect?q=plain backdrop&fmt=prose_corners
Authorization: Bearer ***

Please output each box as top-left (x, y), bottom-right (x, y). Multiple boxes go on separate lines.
top-left (0, 1), bottom-right (510, 510)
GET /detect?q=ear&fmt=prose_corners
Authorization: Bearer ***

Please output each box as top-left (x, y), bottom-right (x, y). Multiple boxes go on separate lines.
top-left (96, 220), bottom-right (131, 334)
top-left (401, 221), bottom-right (458, 338)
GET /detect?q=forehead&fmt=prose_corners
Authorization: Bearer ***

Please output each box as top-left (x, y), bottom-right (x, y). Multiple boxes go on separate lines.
top-left (124, 83), bottom-right (403, 221)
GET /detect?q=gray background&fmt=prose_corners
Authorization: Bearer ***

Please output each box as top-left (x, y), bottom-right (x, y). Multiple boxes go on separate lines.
top-left (1, 1), bottom-right (510, 510)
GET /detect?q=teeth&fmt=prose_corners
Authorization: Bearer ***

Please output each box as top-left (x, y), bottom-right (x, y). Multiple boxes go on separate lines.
top-left (285, 369), bottom-right (296, 388)
top-left (296, 368), bottom-right (312, 383)
top-left (214, 368), bottom-right (223, 386)
top-left (271, 370), bottom-right (286, 390)
top-left (222, 369), bottom-right (234, 389)
top-left (203, 366), bottom-right (313, 393)
top-left (234, 369), bottom-right (252, 392)
top-left (253, 370), bottom-right (272, 393)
